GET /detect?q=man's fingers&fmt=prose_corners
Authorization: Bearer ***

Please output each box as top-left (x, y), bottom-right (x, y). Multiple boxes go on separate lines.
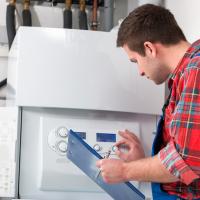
top-left (115, 148), bottom-right (124, 157)
top-left (115, 147), bottom-right (121, 155)
top-left (115, 140), bottom-right (131, 152)
top-left (115, 139), bottom-right (127, 147)
top-left (125, 129), bottom-right (140, 143)
top-left (118, 130), bottom-right (140, 144)
top-left (118, 130), bottom-right (131, 140)
top-left (118, 130), bottom-right (135, 140)
top-left (115, 137), bottom-right (138, 149)
top-left (96, 160), bottom-right (102, 168)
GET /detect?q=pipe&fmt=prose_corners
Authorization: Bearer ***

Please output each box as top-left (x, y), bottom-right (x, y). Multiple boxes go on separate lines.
top-left (6, 0), bottom-right (16, 49)
top-left (63, 0), bottom-right (72, 29)
top-left (22, 0), bottom-right (32, 26)
top-left (79, 0), bottom-right (88, 30)
top-left (91, 0), bottom-right (98, 31)
top-left (103, 0), bottom-right (114, 32)
top-left (0, 79), bottom-right (7, 88)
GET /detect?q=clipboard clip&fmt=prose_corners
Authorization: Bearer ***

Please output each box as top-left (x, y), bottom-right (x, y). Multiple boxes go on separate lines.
top-left (95, 149), bottom-right (112, 179)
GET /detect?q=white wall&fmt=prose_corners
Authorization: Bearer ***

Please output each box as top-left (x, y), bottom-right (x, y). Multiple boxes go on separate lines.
top-left (127, 0), bottom-right (138, 15)
top-left (138, 0), bottom-right (164, 6)
top-left (165, 0), bottom-right (200, 43)
top-left (0, 0), bottom-right (8, 43)
top-left (127, 0), bottom-right (165, 18)
top-left (0, 0), bottom-right (6, 27)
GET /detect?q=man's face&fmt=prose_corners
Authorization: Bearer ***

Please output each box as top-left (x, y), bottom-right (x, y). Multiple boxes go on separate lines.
top-left (123, 44), bottom-right (170, 85)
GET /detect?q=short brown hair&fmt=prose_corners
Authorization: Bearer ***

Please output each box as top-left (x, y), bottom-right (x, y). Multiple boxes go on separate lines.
top-left (117, 4), bottom-right (186, 56)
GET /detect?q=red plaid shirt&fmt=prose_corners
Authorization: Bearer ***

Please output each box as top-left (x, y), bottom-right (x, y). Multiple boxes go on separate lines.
top-left (158, 40), bottom-right (200, 200)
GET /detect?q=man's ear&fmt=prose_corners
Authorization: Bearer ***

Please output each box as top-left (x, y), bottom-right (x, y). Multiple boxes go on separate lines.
top-left (144, 41), bottom-right (157, 58)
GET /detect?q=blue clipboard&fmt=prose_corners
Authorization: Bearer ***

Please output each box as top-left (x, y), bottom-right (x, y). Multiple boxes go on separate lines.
top-left (67, 130), bottom-right (145, 200)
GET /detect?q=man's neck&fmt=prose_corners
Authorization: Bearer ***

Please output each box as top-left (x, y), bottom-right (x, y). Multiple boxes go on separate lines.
top-left (164, 41), bottom-right (191, 73)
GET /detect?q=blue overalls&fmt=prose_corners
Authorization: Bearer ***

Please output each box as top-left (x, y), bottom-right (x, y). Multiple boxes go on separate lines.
top-left (151, 90), bottom-right (184, 200)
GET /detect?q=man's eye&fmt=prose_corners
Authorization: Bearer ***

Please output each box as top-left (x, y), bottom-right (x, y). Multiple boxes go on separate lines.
top-left (130, 59), bottom-right (137, 63)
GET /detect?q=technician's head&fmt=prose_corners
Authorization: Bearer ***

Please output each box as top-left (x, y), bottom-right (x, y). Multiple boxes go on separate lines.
top-left (117, 4), bottom-right (187, 84)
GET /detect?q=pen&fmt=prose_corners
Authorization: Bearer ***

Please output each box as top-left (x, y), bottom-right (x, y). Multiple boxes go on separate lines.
top-left (95, 149), bottom-right (111, 179)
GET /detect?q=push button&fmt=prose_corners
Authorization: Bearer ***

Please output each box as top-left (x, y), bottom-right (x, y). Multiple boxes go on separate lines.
top-left (112, 145), bottom-right (118, 152)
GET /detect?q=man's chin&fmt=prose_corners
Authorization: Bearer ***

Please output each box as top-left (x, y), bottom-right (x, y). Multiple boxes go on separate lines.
top-left (153, 79), bottom-right (165, 85)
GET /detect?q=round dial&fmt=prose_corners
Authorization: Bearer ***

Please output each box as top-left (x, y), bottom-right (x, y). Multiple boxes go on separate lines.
top-left (93, 144), bottom-right (101, 152)
top-left (57, 141), bottom-right (68, 153)
top-left (57, 127), bottom-right (68, 138)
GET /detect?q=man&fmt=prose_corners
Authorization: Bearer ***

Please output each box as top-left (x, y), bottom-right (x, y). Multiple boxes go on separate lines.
top-left (96, 4), bottom-right (200, 200)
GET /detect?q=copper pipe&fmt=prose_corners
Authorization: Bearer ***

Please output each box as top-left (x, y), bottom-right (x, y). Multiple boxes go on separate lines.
top-left (91, 0), bottom-right (98, 31)
top-left (65, 0), bottom-right (72, 10)
top-left (9, 0), bottom-right (16, 6)
top-left (79, 0), bottom-right (86, 11)
top-left (79, 0), bottom-right (88, 30)
top-left (64, 0), bottom-right (72, 28)
top-left (23, 0), bottom-right (30, 10)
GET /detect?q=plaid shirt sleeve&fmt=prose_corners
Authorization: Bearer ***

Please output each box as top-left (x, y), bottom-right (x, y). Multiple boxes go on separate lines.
top-left (159, 62), bottom-right (200, 185)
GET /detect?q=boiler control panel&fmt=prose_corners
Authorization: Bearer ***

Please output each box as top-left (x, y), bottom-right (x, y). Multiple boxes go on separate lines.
top-left (48, 127), bottom-right (118, 158)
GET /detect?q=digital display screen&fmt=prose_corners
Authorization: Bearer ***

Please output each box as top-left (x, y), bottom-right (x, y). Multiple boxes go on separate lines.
top-left (75, 131), bottom-right (86, 139)
top-left (96, 133), bottom-right (116, 142)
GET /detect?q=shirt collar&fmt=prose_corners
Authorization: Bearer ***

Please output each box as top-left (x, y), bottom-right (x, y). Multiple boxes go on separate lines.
top-left (168, 39), bottom-right (200, 89)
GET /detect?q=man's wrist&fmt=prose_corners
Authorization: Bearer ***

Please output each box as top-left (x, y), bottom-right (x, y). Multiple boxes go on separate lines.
top-left (122, 162), bottom-right (131, 181)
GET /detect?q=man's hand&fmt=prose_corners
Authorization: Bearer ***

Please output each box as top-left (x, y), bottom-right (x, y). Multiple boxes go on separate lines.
top-left (96, 155), bottom-right (179, 184)
top-left (115, 130), bottom-right (145, 162)
top-left (96, 158), bottom-right (127, 183)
